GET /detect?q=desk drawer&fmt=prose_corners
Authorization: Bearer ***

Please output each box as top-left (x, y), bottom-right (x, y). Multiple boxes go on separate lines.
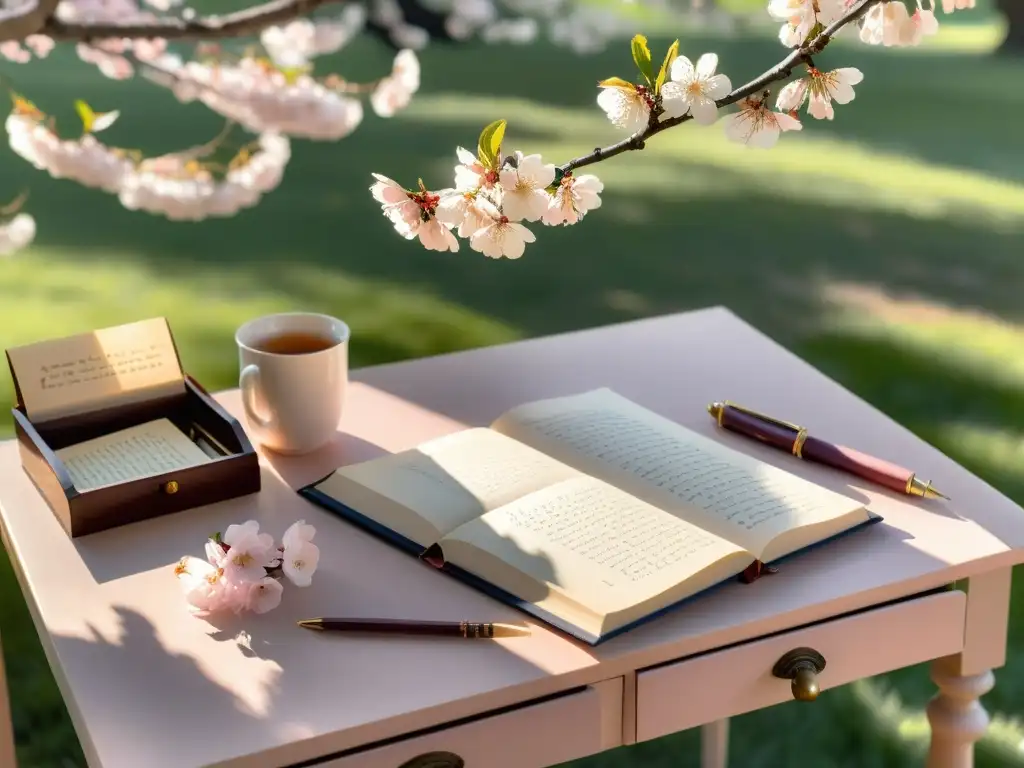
top-left (636, 590), bottom-right (966, 742)
top-left (318, 681), bottom-right (622, 768)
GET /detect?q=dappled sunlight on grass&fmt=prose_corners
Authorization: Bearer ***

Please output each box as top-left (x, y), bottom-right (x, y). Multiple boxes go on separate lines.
top-left (935, 423), bottom-right (1024, 492)
top-left (851, 676), bottom-right (1024, 767)
top-left (819, 282), bottom-right (1024, 386)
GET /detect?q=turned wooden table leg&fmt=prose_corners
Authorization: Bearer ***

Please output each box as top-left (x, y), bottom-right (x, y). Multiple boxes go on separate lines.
top-left (701, 719), bottom-right (729, 768)
top-left (925, 569), bottom-right (1011, 768)
top-left (926, 657), bottom-right (993, 768)
top-left (0, 629), bottom-right (16, 768)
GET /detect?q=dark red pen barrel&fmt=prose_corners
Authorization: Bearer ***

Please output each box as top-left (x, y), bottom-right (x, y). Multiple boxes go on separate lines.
top-left (800, 437), bottom-right (912, 494)
top-left (719, 406), bottom-right (798, 451)
top-left (719, 405), bottom-right (914, 494)
top-left (320, 619), bottom-right (491, 637)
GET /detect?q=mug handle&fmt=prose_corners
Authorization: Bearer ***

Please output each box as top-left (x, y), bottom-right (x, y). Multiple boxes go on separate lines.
top-left (239, 364), bottom-right (274, 430)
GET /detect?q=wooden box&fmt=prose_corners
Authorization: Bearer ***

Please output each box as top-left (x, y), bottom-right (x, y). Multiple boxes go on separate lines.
top-left (6, 318), bottom-right (261, 537)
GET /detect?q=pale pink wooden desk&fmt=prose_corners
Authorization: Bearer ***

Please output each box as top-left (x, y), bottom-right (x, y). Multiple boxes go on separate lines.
top-left (1, 306), bottom-right (1023, 768)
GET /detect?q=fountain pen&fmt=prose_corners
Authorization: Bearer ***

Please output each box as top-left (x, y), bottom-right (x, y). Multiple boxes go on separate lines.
top-left (707, 401), bottom-right (948, 500)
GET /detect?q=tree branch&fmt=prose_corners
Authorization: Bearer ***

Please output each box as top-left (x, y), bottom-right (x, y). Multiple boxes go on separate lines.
top-left (27, 0), bottom-right (343, 42)
top-left (0, 0), bottom-right (61, 42)
top-left (557, 0), bottom-right (882, 174)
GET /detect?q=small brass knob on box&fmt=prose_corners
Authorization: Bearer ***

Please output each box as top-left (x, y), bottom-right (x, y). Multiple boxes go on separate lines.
top-left (162, 480), bottom-right (179, 495)
top-left (398, 752), bottom-right (464, 768)
top-left (771, 647), bottom-right (826, 702)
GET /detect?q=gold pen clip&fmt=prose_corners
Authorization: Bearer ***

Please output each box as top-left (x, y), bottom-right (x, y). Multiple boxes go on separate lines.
top-left (717, 401), bottom-right (804, 432)
top-left (712, 401), bottom-right (809, 458)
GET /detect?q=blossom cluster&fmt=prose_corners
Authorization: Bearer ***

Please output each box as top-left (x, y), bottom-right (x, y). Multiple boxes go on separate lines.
top-left (371, 120), bottom-right (604, 259)
top-left (175, 520), bottom-right (320, 616)
top-left (120, 132), bottom-right (291, 221)
top-left (160, 54), bottom-right (366, 141)
top-left (6, 96), bottom-right (291, 221)
top-left (260, 9), bottom-right (366, 70)
top-left (149, 46), bottom-right (418, 140)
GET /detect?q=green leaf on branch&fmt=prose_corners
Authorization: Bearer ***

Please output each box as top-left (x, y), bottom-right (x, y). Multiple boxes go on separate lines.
top-left (74, 99), bottom-right (95, 133)
top-left (598, 76), bottom-right (636, 91)
top-left (477, 119), bottom-right (507, 170)
top-left (75, 99), bottom-right (119, 135)
top-left (654, 39), bottom-right (680, 95)
top-left (630, 34), bottom-right (654, 87)
top-left (280, 65), bottom-right (311, 84)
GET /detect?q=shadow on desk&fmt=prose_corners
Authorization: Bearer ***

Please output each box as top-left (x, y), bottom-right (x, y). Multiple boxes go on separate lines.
top-left (261, 431), bottom-right (391, 490)
top-left (51, 596), bottom-right (569, 768)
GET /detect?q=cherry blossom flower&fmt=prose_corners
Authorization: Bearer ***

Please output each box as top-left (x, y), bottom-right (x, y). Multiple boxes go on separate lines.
top-left (56, 0), bottom-right (153, 23)
top-left (76, 43), bottom-right (134, 79)
top-left (859, 1), bottom-right (915, 45)
top-left (175, 557), bottom-right (228, 616)
top-left (283, 520), bottom-right (317, 550)
top-left (0, 214), bottom-right (36, 257)
top-left (282, 520), bottom-right (320, 587)
top-left (659, 53), bottom-right (732, 126)
top-left (469, 198), bottom-right (536, 259)
top-left (219, 568), bottom-right (257, 613)
top-left (905, 1), bottom-right (940, 44)
top-left (143, 0), bottom-right (182, 11)
top-left (161, 56), bottom-right (364, 141)
top-left (370, 175), bottom-right (459, 251)
top-left (0, 42), bottom-right (30, 63)
top-left (6, 100), bottom-right (132, 192)
top-left (776, 67), bottom-right (863, 120)
top-left (282, 541), bottom-right (319, 587)
top-left (205, 538), bottom-right (228, 567)
top-left (247, 577), bottom-right (285, 613)
top-left (768, 0), bottom-right (821, 47)
top-left (721, 95), bottom-right (803, 149)
top-left (370, 49), bottom-right (421, 118)
top-left (453, 147), bottom-right (498, 193)
top-left (119, 133), bottom-right (291, 221)
top-left (542, 172), bottom-right (604, 226)
top-left (219, 520), bottom-right (279, 581)
top-left (371, 173), bottom-right (422, 234)
top-left (25, 35), bottom-right (55, 57)
top-left (436, 191), bottom-right (494, 238)
top-left (596, 80), bottom-right (653, 133)
top-left (260, 10), bottom-right (365, 69)
top-left (499, 151), bottom-right (556, 222)
top-left (941, 0), bottom-right (974, 12)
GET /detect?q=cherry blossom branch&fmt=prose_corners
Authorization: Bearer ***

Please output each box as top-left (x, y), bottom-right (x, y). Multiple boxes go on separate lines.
top-left (557, 0), bottom-right (882, 174)
top-left (18, 0), bottom-right (343, 42)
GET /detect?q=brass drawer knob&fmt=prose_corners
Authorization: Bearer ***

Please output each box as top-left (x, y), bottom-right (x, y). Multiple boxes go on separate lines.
top-left (398, 753), bottom-right (464, 768)
top-left (772, 647), bottom-right (826, 702)
top-left (163, 480), bottom-right (180, 495)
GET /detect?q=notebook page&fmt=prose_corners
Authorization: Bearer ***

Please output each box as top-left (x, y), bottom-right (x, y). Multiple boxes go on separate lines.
top-left (55, 418), bottom-right (212, 491)
top-left (492, 389), bottom-right (864, 556)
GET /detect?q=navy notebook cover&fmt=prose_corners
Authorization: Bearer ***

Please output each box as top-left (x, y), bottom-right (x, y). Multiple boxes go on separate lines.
top-left (298, 480), bottom-right (884, 647)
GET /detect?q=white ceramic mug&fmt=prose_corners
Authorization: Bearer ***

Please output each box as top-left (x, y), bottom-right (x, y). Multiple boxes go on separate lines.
top-left (235, 312), bottom-right (350, 455)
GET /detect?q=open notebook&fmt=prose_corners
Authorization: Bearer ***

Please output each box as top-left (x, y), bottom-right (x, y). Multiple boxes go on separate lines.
top-left (299, 389), bottom-right (881, 645)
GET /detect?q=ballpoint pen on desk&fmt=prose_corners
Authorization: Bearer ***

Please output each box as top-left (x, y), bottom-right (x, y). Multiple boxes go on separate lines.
top-left (707, 401), bottom-right (949, 500)
top-left (297, 617), bottom-right (532, 638)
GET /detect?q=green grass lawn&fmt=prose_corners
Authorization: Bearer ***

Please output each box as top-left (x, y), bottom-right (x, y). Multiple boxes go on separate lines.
top-left (3, 8), bottom-right (1024, 766)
